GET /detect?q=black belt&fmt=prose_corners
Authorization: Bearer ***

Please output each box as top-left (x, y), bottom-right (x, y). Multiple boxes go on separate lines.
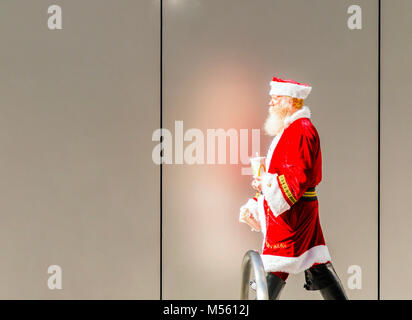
top-left (301, 187), bottom-right (317, 201)
top-left (257, 187), bottom-right (317, 202)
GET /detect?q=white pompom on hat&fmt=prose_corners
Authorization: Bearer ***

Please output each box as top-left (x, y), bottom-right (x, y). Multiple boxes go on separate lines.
top-left (269, 76), bottom-right (312, 99)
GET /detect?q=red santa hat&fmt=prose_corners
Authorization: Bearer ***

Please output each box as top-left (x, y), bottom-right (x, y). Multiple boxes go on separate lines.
top-left (269, 76), bottom-right (312, 99)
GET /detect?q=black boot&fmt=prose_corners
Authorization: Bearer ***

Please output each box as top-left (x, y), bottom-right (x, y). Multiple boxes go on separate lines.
top-left (266, 273), bottom-right (286, 300)
top-left (304, 262), bottom-right (348, 300)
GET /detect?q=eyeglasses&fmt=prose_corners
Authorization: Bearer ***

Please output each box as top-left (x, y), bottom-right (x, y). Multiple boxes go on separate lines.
top-left (269, 96), bottom-right (283, 106)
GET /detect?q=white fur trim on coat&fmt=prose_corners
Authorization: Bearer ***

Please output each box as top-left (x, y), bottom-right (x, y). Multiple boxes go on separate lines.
top-left (260, 172), bottom-right (290, 217)
top-left (284, 106), bottom-right (311, 128)
top-left (269, 81), bottom-right (312, 99)
top-left (257, 195), bottom-right (267, 245)
top-left (261, 245), bottom-right (331, 274)
top-left (265, 130), bottom-right (284, 170)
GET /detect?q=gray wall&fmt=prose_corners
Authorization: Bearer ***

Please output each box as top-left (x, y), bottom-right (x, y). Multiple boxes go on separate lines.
top-left (0, 0), bottom-right (160, 299)
top-left (381, 0), bottom-right (412, 300)
top-left (3, 0), bottom-right (405, 300)
top-left (163, 0), bottom-right (378, 299)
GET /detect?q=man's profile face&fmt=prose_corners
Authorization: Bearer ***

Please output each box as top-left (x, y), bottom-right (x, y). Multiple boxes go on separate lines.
top-left (269, 95), bottom-right (283, 103)
top-left (268, 95), bottom-right (283, 110)
top-left (264, 95), bottom-right (290, 136)
top-left (268, 95), bottom-right (291, 116)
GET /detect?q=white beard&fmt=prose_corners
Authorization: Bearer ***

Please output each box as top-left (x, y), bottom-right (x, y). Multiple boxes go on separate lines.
top-left (264, 111), bottom-right (285, 136)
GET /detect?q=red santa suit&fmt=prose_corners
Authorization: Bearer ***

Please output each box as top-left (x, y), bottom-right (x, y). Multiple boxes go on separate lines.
top-left (262, 105), bottom-right (331, 274)
top-left (242, 105), bottom-right (331, 274)
top-left (240, 76), bottom-right (348, 300)
top-left (239, 76), bottom-right (331, 275)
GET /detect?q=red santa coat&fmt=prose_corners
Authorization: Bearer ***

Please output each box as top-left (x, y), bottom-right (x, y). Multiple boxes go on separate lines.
top-left (245, 106), bottom-right (331, 274)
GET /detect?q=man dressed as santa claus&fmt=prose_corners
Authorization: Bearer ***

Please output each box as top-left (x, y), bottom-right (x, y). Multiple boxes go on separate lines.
top-left (239, 76), bottom-right (347, 300)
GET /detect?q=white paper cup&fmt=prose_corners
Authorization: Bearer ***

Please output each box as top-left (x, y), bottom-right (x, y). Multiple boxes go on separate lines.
top-left (250, 156), bottom-right (266, 177)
